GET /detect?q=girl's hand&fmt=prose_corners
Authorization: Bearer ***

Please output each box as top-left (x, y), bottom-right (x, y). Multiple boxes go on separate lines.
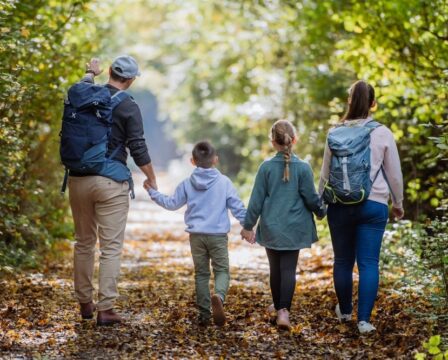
top-left (241, 229), bottom-right (255, 244)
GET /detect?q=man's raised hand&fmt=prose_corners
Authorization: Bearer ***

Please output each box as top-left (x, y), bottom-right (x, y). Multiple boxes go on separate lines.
top-left (86, 57), bottom-right (103, 76)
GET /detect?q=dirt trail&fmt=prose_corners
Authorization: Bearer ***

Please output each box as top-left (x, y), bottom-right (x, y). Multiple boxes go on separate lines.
top-left (0, 172), bottom-right (432, 359)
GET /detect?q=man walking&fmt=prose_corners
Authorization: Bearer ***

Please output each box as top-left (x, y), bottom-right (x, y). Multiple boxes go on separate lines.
top-left (68, 56), bottom-right (157, 325)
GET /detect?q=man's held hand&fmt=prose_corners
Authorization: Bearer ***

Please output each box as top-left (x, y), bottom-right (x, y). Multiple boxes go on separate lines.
top-left (143, 178), bottom-right (158, 191)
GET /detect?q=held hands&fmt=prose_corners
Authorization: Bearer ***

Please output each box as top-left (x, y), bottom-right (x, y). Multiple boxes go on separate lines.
top-left (143, 178), bottom-right (158, 191)
top-left (241, 228), bottom-right (256, 244)
top-left (316, 200), bottom-right (327, 221)
top-left (86, 57), bottom-right (103, 76)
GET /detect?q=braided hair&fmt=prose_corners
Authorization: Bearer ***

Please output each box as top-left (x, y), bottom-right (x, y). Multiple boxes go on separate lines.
top-left (270, 120), bottom-right (296, 182)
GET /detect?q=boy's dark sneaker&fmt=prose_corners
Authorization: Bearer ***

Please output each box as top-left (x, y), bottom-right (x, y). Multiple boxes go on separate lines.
top-left (198, 316), bottom-right (211, 327)
top-left (211, 294), bottom-right (226, 326)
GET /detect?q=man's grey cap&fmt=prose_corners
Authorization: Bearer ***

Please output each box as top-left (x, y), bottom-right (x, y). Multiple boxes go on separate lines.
top-left (111, 55), bottom-right (141, 79)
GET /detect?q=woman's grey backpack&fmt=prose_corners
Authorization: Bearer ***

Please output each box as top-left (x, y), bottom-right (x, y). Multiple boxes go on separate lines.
top-left (322, 119), bottom-right (383, 205)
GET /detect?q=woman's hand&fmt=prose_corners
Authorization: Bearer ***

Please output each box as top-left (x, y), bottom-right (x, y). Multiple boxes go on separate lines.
top-left (392, 206), bottom-right (404, 221)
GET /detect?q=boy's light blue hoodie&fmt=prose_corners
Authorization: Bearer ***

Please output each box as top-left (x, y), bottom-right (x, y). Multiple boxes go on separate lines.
top-left (148, 167), bottom-right (246, 235)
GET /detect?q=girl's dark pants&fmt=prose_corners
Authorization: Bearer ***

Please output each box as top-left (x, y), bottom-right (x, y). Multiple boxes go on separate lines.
top-left (265, 248), bottom-right (300, 311)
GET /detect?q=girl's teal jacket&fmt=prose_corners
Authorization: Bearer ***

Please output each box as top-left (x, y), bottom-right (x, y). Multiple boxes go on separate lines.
top-left (244, 152), bottom-right (325, 250)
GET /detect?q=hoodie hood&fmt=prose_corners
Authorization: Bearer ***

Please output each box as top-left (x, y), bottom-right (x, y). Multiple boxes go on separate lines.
top-left (190, 167), bottom-right (221, 190)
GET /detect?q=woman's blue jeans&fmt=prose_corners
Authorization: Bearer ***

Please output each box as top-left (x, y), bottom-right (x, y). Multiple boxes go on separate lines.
top-left (327, 200), bottom-right (388, 322)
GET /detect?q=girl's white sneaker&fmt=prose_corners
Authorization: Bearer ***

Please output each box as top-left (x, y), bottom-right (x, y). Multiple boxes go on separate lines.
top-left (358, 321), bottom-right (376, 334)
top-left (335, 304), bottom-right (352, 322)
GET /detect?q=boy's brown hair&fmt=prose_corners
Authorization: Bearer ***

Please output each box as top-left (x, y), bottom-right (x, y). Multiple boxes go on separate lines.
top-left (192, 141), bottom-right (216, 168)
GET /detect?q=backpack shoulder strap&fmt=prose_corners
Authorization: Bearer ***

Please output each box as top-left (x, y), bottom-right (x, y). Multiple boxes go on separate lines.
top-left (106, 90), bottom-right (130, 161)
top-left (110, 90), bottom-right (130, 110)
top-left (364, 119), bottom-right (382, 130)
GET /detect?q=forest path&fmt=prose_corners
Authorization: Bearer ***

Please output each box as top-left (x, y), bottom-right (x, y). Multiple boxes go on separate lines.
top-left (0, 173), bottom-right (431, 359)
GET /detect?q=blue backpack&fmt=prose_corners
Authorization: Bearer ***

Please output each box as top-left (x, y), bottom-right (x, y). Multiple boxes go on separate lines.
top-left (322, 119), bottom-right (383, 205)
top-left (59, 81), bottom-right (134, 198)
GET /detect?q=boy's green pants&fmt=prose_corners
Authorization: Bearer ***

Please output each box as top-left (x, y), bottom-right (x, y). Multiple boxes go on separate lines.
top-left (189, 234), bottom-right (230, 320)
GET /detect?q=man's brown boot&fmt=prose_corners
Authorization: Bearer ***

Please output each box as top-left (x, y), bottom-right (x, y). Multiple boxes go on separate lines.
top-left (97, 309), bottom-right (122, 326)
top-left (80, 302), bottom-right (96, 320)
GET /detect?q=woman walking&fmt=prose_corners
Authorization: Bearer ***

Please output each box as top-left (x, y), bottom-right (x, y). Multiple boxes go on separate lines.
top-left (319, 80), bottom-right (404, 334)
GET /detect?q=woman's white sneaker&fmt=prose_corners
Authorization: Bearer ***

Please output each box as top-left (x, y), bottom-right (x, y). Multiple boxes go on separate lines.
top-left (358, 321), bottom-right (376, 334)
top-left (335, 304), bottom-right (352, 322)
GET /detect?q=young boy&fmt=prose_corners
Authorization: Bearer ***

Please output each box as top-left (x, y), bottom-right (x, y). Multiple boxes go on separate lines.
top-left (144, 141), bottom-right (250, 326)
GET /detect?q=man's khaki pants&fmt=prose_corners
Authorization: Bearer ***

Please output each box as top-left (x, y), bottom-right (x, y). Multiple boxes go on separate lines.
top-left (68, 175), bottom-right (129, 311)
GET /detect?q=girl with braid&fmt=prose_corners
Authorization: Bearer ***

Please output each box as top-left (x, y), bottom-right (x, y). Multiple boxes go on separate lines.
top-left (241, 120), bottom-right (326, 331)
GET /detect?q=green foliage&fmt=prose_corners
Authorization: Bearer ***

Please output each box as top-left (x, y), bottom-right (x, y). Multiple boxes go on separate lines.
top-left (0, 0), bottom-right (106, 267)
top-left (415, 335), bottom-right (448, 359)
top-left (114, 0), bottom-right (447, 217)
top-left (1, 0), bottom-right (447, 269)
top-left (425, 205), bottom-right (448, 308)
top-left (382, 218), bottom-right (448, 320)
top-left (113, 0), bottom-right (350, 195)
top-left (319, 0), bottom-right (448, 218)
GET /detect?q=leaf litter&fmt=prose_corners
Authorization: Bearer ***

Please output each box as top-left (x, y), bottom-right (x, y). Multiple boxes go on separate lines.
top-left (0, 229), bottom-right (434, 359)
